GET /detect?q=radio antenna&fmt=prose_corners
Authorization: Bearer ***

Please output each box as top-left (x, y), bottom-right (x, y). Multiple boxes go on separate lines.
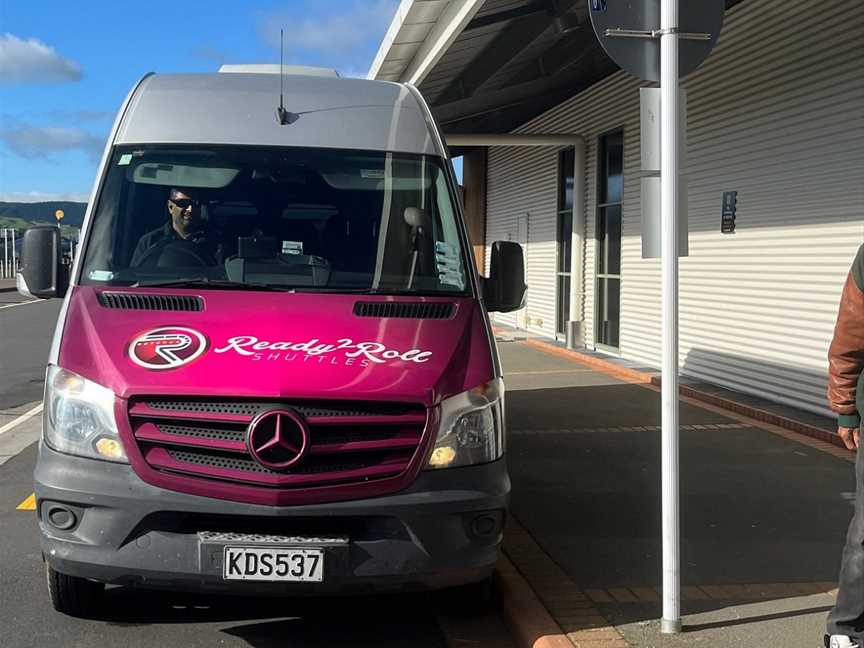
top-left (280, 29), bottom-right (284, 107)
top-left (275, 28), bottom-right (297, 125)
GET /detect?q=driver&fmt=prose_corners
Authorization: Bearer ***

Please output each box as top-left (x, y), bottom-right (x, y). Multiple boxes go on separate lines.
top-left (130, 187), bottom-right (215, 267)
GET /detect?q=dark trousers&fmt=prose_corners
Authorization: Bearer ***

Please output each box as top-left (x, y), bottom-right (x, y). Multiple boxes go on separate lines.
top-left (828, 442), bottom-right (864, 639)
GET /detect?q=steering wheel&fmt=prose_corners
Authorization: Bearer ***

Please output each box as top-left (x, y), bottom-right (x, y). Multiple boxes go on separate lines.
top-left (136, 241), bottom-right (212, 268)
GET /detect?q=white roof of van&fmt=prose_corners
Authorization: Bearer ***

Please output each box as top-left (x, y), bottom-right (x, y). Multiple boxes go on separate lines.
top-left (114, 73), bottom-right (438, 155)
top-left (218, 64), bottom-right (339, 77)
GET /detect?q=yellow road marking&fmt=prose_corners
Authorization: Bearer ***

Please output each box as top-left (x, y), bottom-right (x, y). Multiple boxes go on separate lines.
top-left (16, 493), bottom-right (36, 511)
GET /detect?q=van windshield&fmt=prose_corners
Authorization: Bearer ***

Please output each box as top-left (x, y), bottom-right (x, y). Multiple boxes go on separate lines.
top-left (80, 146), bottom-right (471, 295)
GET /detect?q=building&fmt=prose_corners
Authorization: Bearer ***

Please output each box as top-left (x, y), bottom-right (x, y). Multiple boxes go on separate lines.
top-left (369, 0), bottom-right (864, 417)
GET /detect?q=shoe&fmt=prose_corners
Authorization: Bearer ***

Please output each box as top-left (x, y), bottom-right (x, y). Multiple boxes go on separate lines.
top-left (826, 636), bottom-right (860, 648)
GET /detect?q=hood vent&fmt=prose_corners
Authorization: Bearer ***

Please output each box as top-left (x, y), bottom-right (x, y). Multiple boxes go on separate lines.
top-left (353, 301), bottom-right (454, 319)
top-left (98, 292), bottom-right (204, 312)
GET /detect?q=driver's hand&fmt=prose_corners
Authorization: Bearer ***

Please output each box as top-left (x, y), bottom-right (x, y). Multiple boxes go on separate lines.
top-left (838, 426), bottom-right (860, 451)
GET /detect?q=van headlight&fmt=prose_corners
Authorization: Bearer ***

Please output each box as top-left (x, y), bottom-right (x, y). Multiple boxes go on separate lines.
top-left (426, 379), bottom-right (504, 470)
top-left (44, 365), bottom-right (127, 463)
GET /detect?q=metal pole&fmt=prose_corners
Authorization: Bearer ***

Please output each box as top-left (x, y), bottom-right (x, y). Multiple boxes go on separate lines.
top-left (11, 229), bottom-right (16, 275)
top-left (3, 228), bottom-right (8, 279)
top-left (660, 0), bottom-right (681, 635)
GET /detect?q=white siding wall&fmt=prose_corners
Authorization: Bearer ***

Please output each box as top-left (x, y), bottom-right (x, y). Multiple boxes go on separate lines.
top-left (486, 0), bottom-right (864, 416)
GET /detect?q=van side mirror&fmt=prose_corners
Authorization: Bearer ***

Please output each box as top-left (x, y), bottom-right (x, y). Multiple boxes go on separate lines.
top-left (484, 240), bottom-right (526, 313)
top-left (17, 226), bottom-right (68, 299)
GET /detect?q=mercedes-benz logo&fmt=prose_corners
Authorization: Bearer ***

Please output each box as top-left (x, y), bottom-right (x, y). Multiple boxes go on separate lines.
top-left (246, 409), bottom-right (309, 471)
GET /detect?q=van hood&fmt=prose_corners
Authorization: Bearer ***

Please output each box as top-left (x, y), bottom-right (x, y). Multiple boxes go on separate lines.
top-left (58, 287), bottom-right (495, 407)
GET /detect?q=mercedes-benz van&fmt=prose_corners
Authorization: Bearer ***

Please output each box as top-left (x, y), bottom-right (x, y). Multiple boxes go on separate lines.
top-left (17, 67), bottom-right (525, 616)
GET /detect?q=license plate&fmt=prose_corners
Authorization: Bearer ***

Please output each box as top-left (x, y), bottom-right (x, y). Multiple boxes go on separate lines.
top-left (223, 546), bottom-right (324, 582)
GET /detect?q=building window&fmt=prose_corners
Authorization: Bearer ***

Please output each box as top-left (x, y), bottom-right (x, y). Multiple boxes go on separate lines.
top-left (556, 148), bottom-right (574, 338)
top-left (596, 131), bottom-right (623, 349)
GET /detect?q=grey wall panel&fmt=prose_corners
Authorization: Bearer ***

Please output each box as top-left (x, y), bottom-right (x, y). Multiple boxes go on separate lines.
top-left (486, 145), bottom-right (559, 332)
top-left (485, 0), bottom-right (864, 416)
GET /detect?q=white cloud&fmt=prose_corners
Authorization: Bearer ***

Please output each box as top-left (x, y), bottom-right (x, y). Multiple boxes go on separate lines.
top-left (0, 191), bottom-right (90, 203)
top-left (0, 33), bottom-right (82, 84)
top-left (259, 1), bottom-right (397, 72)
top-left (0, 125), bottom-right (104, 160)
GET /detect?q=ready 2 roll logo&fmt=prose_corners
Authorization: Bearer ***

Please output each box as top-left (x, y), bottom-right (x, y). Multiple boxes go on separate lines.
top-left (128, 328), bottom-right (432, 369)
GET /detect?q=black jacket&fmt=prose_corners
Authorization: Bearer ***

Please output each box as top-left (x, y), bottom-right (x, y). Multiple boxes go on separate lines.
top-left (130, 222), bottom-right (211, 267)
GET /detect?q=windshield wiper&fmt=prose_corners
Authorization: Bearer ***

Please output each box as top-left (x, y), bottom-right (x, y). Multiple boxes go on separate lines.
top-left (365, 288), bottom-right (468, 297)
top-left (132, 278), bottom-right (291, 292)
top-left (284, 287), bottom-right (469, 296)
top-left (130, 280), bottom-right (467, 296)
top-left (282, 286), bottom-right (377, 294)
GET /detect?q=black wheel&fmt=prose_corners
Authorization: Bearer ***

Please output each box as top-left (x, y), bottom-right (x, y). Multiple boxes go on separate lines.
top-left (46, 563), bottom-right (104, 617)
top-left (438, 575), bottom-right (496, 615)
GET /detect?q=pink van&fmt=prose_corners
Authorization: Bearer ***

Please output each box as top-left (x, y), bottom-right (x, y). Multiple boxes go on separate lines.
top-left (16, 67), bottom-right (525, 616)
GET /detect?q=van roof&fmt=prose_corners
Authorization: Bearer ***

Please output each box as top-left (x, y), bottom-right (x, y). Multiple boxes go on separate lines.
top-left (218, 64), bottom-right (339, 77)
top-left (115, 73), bottom-right (438, 156)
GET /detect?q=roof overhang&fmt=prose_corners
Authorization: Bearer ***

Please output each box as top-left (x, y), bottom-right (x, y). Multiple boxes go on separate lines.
top-left (368, 0), bottom-right (486, 85)
top-left (370, 0), bottom-right (744, 138)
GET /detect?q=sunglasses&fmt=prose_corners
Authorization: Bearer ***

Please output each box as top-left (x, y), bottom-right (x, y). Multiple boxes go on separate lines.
top-left (170, 198), bottom-right (201, 210)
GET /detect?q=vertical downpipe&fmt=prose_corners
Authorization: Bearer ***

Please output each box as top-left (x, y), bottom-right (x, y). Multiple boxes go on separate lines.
top-left (660, 0), bottom-right (681, 635)
top-left (569, 137), bottom-right (587, 345)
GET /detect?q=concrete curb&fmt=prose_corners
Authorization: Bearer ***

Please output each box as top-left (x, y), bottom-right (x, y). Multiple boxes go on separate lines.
top-left (0, 286), bottom-right (17, 293)
top-left (670, 381), bottom-right (846, 450)
top-left (495, 555), bottom-right (574, 648)
top-left (523, 337), bottom-right (849, 454)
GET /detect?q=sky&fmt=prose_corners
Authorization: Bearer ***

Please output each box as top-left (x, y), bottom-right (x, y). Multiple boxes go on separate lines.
top-left (0, 0), bottom-right (401, 203)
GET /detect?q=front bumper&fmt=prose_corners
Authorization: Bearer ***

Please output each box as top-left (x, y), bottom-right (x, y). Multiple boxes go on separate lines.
top-left (34, 444), bottom-right (509, 594)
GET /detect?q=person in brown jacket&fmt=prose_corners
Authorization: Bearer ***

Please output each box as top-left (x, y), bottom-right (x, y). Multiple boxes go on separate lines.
top-left (826, 244), bottom-right (864, 648)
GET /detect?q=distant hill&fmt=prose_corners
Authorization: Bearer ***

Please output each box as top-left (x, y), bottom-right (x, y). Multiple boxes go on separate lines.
top-left (0, 202), bottom-right (86, 238)
top-left (0, 200), bottom-right (87, 239)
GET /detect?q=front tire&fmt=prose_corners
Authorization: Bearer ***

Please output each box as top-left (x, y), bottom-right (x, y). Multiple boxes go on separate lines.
top-left (46, 564), bottom-right (105, 617)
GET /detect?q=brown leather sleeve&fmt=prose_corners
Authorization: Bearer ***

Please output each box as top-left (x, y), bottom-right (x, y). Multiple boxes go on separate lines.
top-left (828, 249), bottom-right (864, 416)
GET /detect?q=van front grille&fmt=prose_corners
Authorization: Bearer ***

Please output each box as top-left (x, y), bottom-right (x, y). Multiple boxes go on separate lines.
top-left (126, 397), bottom-right (429, 501)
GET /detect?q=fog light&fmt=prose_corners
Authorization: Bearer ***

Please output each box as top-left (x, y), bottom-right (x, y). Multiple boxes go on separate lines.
top-left (429, 447), bottom-right (456, 467)
top-left (471, 515), bottom-right (497, 537)
top-left (47, 505), bottom-right (77, 530)
top-left (95, 437), bottom-right (124, 460)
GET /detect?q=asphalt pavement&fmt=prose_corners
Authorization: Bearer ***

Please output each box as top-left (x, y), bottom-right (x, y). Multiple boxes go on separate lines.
top-left (499, 339), bottom-right (848, 647)
top-left (0, 289), bottom-right (61, 409)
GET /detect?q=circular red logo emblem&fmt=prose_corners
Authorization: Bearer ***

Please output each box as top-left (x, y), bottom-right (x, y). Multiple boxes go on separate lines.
top-left (129, 326), bottom-right (208, 370)
top-left (247, 409), bottom-right (309, 471)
